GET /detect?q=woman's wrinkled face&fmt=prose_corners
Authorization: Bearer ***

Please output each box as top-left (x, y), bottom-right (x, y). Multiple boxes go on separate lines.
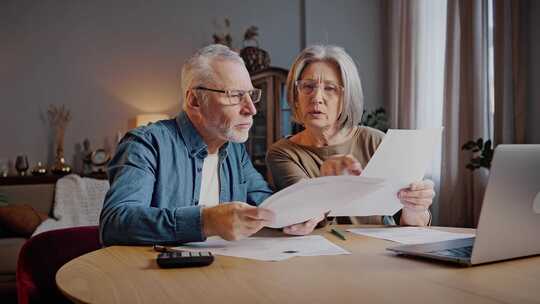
top-left (296, 61), bottom-right (343, 131)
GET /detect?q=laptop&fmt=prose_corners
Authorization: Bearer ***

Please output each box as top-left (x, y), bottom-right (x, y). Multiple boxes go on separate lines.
top-left (387, 145), bottom-right (540, 266)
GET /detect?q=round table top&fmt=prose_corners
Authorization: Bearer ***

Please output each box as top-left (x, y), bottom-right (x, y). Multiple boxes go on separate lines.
top-left (56, 225), bottom-right (540, 304)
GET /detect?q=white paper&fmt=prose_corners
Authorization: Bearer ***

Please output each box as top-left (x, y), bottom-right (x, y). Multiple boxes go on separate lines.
top-left (347, 227), bottom-right (475, 245)
top-left (173, 235), bottom-right (350, 261)
top-left (330, 128), bottom-right (443, 216)
top-left (260, 175), bottom-right (386, 228)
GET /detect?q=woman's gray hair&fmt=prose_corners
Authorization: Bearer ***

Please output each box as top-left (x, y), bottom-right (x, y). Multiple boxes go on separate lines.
top-left (286, 45), bottom-right (364, 130)
top-left (180, 44), bottom-right (245, 110)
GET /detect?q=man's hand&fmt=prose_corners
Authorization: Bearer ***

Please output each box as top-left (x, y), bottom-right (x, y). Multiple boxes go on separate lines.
top-left (320, 154), bottom-right (362, 176)
top-left (398, 180), bottom-right (435, 226)
top-left (202, 203), bottom-right (275, 241)
top-left (283, 214), bottom-right (325, 235)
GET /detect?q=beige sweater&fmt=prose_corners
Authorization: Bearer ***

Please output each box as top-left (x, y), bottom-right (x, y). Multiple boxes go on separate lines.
top-left (266, 126), bottom-right (387, 225)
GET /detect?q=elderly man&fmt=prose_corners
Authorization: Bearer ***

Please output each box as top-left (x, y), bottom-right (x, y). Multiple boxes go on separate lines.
top-left (99, 45), bottom-right (275, 245)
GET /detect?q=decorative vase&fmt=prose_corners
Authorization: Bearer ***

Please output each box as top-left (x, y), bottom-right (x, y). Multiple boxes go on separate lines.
top-left (240, 46), bottom-right (270, 74)
top-left (240, 26), bottom-right (270, 74)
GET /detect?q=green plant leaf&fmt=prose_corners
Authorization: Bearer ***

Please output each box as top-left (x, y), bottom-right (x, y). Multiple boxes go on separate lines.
top-left (476, 138), bottom-right (483, 147)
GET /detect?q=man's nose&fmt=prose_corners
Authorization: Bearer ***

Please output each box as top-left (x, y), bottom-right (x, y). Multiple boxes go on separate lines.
top-left (241, 95), bottom-right (257, 116)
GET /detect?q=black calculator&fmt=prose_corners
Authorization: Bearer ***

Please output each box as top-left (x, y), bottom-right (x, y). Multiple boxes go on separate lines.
top-left (156, 251), bottom-right (214, 268)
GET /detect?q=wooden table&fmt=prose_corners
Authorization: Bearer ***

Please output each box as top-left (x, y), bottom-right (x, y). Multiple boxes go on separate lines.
top-left (56, 225), bottom-right (540, 304)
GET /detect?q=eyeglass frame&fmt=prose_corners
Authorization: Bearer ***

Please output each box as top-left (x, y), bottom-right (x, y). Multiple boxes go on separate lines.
top-left (294, 79), bottom-right (344, 99)
top-left (192, 86), bottom-right (262, 106)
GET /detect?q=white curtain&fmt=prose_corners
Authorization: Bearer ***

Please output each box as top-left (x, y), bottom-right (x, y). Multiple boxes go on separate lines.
top-left (439, 0), bottom-right (492, 227)
top-left (382, 0), bottom-right (447, 224)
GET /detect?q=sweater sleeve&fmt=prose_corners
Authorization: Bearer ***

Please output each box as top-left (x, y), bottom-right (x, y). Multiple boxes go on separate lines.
top-left (266, 142), bottom-right (310, 191)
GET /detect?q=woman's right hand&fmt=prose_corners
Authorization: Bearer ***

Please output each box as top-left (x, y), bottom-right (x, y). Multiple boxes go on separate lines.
top-left (320, 154), bottom-right (363, 176)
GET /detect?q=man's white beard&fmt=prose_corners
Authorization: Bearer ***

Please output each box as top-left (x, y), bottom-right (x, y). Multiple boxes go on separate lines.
top-left (208, 121), bottom-right (250, 143)
top-left (223, 127), bottom-right (249, 143)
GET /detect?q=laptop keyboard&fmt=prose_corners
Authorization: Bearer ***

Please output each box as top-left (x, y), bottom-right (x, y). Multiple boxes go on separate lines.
top-left (428, 246), bottom-right (473, 258)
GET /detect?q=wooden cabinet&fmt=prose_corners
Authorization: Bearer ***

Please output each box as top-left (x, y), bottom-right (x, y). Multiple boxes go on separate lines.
top-left (246, 67), bottom-right (298, 179)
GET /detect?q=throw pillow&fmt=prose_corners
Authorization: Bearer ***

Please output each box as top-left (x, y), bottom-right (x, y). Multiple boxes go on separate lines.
top-left (0, 204), bottom-right (48, 238)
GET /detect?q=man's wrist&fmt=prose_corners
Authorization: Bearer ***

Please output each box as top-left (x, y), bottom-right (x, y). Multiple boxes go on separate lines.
top-left (201, 207), bottom-right (213, 238)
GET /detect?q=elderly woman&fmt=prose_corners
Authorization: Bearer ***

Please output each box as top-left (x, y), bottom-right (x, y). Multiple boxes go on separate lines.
top-left (268, 45), bottom-right (434, 236)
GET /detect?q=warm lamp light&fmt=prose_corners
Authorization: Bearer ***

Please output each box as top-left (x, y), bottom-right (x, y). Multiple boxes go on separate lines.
top-left (130, 114), bottom-right (170, 129)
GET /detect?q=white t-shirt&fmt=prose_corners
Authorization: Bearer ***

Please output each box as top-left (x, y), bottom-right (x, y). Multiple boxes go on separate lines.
top-left (199, 154), bottom-right (220, 207)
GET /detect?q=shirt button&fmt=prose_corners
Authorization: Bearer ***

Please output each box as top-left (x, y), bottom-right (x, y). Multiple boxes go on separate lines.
top-left (196, 167), bottom-right (202, 173)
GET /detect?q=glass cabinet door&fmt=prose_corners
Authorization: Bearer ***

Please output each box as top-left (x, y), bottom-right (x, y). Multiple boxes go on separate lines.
top-left (248, 80), bottom-right (269, 171)
top-left (246, 67), bottom-right (296, 180)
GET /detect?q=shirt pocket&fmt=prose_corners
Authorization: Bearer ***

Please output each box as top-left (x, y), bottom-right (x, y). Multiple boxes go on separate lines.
top-left (231, 181), bottom-right (248, 202)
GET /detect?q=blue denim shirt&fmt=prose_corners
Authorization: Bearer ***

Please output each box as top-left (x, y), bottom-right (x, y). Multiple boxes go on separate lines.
top-left (99, 112), bottom-right (273, 246)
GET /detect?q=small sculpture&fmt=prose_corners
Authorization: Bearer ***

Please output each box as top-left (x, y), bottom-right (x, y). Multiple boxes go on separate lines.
top-left (82, 139), bottom-right (93, 175)
top-left (48, 105), bottom-right (72, 175)
top-left (212, 18), bottom-right (233, 48)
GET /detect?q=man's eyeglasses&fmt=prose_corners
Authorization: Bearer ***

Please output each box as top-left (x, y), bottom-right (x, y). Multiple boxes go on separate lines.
top-left (295, 80), bottom-right (344, 99)
top-left (193, 87), bottom-right (262, 106)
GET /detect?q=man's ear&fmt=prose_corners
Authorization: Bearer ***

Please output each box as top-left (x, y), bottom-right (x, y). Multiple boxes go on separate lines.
top-left (185, 90), bottom-right (201, 109)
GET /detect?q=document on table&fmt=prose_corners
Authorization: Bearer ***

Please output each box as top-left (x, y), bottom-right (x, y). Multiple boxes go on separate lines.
top-left (173, 235), bottom-right (350, 261)
top-left (259, 175), bottom-right (386, 228)
top-left (329, 128), bottom-right (443, 216)
top-left (347, 227), bottom-right (475, 245)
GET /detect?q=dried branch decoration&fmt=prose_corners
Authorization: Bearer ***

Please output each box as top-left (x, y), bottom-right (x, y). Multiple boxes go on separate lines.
top-left (48, 104), bottom-right (71, 163)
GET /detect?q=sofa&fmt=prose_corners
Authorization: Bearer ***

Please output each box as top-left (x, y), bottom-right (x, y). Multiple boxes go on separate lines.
top-left (0, 183), bottom-right (56, 303)
top-left (0, 174), bottom-right (108, 303)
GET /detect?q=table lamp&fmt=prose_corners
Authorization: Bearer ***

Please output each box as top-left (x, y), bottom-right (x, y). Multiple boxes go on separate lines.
top-left (130, 114), bottom-right (170, 129)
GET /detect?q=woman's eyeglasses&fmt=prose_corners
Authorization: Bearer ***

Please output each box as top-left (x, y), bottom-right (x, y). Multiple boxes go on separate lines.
top-left (295, 80), bottom-right (344, 99)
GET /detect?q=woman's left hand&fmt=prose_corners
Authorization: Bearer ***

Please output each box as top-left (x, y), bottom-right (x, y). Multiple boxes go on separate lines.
top-left (283, 214), bottom-right (326, 235)
top-left (398, 179), bottom-right (435, 226)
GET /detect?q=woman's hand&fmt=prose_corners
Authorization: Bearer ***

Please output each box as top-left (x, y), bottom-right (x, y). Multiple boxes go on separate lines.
top-left (283, 214), bottom-right (326, 235)
top-left (320, 154), bottom-right (362, 176)
top-left (398, 180), bottom-right (435, 226)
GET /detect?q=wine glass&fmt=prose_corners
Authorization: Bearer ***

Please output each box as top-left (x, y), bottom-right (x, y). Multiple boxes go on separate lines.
top-left (15, 155), bottom-right (29, 176)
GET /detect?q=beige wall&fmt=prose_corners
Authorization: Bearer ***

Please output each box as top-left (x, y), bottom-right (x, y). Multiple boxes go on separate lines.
top-left (0, 0), bottom-right (384, 172)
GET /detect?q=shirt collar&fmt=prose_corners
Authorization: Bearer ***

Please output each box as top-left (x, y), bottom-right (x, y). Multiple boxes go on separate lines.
top-left (176, 112), bottom-right (230, 159)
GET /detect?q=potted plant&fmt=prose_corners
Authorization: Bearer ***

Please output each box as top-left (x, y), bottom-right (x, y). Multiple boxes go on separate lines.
top-left (360, 107), bottom-right (389, 133)
top-left (461, 138), bottom-right (494, 170)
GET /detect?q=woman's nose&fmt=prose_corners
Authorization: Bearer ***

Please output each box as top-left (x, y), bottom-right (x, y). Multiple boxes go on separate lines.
top-left (311, 86), bottom-right (324, 103)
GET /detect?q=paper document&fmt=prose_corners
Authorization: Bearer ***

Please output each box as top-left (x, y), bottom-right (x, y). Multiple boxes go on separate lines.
top-left (348, 227), bottom-right (475, 245)
top-left (330, 128), bottom-right (443, 216)
top-left (260, 175), bottom-right (386, 228)
top-left (173, 235), bottom-right (350, 261)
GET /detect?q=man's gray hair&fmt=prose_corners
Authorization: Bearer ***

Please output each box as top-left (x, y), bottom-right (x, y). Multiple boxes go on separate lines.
top-left (286, 45), bottom-right (364, 130)
top-left (180, 44), bottom-right (244, 110)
